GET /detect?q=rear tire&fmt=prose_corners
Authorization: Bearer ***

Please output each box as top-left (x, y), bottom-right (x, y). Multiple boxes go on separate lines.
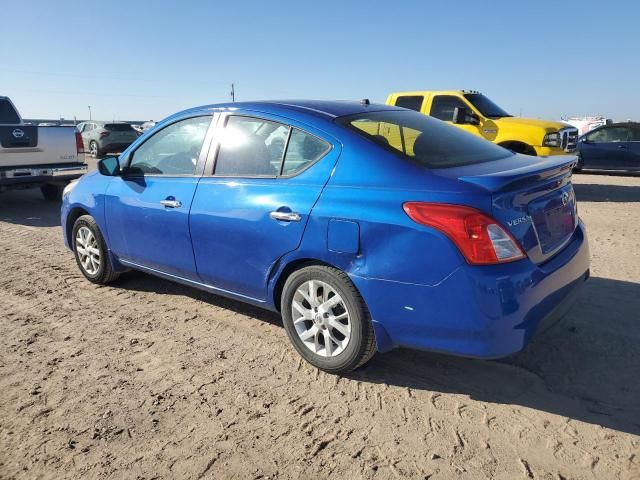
top-left (89, 141), bottom-right (101, 159)
top-left (40, 184), bottom-right (62, 202)
top-left (281, 265), bottom-right (376, 374)
top-left (72, 215), bottom-right (120, 284)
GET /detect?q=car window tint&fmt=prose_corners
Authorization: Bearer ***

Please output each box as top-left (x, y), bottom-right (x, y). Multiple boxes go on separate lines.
top-left (281, 129), bottom-right (331, 175)
top-left (339, 110), bottom-right (512, 168)
top-left (430, 95), bottom-right (469, 121)
top-left (215, 116), bottom-right (288, 176)
top-left (630, 127), bottom-right (640, 141)
top-left (394, 96), bottom-right (424, 112)
top-left (128, 116), bottom-right (211, 175)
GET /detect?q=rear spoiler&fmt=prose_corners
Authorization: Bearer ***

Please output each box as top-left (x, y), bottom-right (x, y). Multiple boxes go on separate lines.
top-left (450, 155), bottom-right (577, 193)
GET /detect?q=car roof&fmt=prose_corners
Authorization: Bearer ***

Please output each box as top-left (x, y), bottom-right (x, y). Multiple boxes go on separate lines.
top-left (178, 100), bottom-right (403, 121)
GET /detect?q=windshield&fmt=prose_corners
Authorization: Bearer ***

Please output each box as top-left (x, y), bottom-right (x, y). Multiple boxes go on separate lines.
top-left (464, 93), bottom-right (512, 118)
top-left (0, 99), bottom-right (21, 124)
top-left (337, 110), bottom-right (512, 168)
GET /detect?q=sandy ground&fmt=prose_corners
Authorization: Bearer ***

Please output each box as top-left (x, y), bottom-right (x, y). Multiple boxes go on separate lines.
top-left (0, 173), bottom-right (639, 480)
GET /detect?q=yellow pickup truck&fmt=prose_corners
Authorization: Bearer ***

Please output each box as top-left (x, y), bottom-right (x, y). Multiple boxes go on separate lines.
top-left (386, 90), bottom-right (577, 156)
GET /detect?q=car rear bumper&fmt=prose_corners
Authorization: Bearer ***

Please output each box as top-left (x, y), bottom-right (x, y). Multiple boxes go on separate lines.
top-left (100, 142), bottom-right (133, 154)
top-left (354, 219), bottom-right (590, 357)
top-left (0, 162), bottom-right (88, 189)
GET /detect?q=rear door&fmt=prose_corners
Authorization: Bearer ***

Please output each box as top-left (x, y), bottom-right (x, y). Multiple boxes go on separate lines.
top-left (429, 95), bottom-right (483, 137)
top-left (105, 115), bottom-right (213, 279)
top-left (629, 126), bottom-right (640, 171)
top-left (189, 113), bottom-right (339, 301)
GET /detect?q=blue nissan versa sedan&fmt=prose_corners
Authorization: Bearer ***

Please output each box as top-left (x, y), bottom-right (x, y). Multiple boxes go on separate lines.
top-left (61, 100), bottom-right (590, 373)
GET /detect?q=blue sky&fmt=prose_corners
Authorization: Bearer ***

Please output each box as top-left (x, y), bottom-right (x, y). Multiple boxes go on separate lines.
top-left (1, 0), bottom-right (638, 122)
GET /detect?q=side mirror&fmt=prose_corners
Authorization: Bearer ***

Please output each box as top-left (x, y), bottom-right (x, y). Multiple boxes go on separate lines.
top-left (97, 156), bottom-right (120, 176)
top-left (453, 107), bottom-right (480, 125)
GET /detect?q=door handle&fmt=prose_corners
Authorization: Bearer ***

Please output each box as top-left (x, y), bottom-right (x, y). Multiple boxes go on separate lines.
top-left (270, 211), bottom-right (301, 222)
top-left (160, 199), bottom-right (182, 208)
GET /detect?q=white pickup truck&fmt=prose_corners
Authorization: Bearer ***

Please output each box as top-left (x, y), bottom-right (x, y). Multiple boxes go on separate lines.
top-left (0, 96), bottom-right (87, 200)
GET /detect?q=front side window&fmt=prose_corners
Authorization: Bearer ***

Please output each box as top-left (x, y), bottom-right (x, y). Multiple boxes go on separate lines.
top-left (214, 116), bottom-right (331, 177)
top-left (127, 116), bottom-right (211, 175)
top-left (430, 95), bottom-right (469, 122)
top-left (338, 110), bottom-right (512, 168)
top-left (587, 127), bottom-right (630, 143)
top-left (394, 96), bottom-right (424, 112)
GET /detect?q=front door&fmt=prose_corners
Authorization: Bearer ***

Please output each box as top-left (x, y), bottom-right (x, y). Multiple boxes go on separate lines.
top-left (189, 113), bottom-right (339, 301)
top-left (104, 115), bottom-right (213, 279)
top-left (429, 95), bottom-right (484, 137)
top-left (580, 126), bottom-right (631, 171)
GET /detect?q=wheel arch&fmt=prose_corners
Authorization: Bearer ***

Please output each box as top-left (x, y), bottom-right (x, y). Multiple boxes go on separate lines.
top-left (65, 206), bottom-right (90, 246)
top-left (498, 140), bottom-right (537, 156)
top-left (271, 257), bottom-right (335, 312)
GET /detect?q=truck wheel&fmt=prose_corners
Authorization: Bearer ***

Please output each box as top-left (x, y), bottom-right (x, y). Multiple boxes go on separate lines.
top-left (281, 265), bottom-right (376, 374)
top-left (72, 215), bottom-right (120, 284)
top-left (40, 184), bottom-right (62, 202)
top-left (89, 141), bottom-right (100, 158)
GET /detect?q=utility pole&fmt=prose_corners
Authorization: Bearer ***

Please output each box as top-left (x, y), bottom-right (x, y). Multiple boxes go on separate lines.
top-left (230, 83), bottom-right (235, 102)
top-left (88, 106), bottom-right (92, 121)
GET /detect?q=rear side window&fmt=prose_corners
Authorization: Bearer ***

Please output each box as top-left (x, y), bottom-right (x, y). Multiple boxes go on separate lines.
top-left (214, 115), bottom-right (331, 177)
top-left (215, 116), bottom-right (288, 176)
top-left (430, 95), bottom-right (469, 122)
top-left (394, 96), bottom-right (424, 112)
top-left (0, 99), bottom-right (20, 124)
top-left (337, 110), bottom-right (511, 168)
top-left (105, 123), bottom-right (134, 132)
top-left (282, 130), bottom-right (331, 175)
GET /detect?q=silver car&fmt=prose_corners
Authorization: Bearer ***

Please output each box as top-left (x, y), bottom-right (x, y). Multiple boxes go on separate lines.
top-left (77, 121), bottom-right (139, 158)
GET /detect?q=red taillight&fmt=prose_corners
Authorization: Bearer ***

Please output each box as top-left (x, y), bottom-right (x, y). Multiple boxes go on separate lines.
top-left (100, 131), bottom-right (110, 139)
top-left (403, 202), bottom-right (526, 265)
top-left (75, 131), bottom-right (84, 154)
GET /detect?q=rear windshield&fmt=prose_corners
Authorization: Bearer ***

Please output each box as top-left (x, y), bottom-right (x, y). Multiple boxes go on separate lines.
top-left (0, 99), bottom-right (21, 124)
top-left (105, 123), bottom-right (134, 132)
top-left (337, 110), bottom-right (512, 168)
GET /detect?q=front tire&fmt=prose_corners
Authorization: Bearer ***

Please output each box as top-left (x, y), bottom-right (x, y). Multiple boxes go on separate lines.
top-left (72, 215), bottom-right (120, 284)
top-left (281, 265), bottom-right (376, 373)
top-left (40, 184), bottom-right (62, 202)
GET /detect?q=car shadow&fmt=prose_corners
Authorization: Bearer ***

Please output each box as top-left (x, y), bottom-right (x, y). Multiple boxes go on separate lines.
top-left (574, 182), bottom-right (640, 203)
top-left (0, 189), bottom-right (61, 227)
top-left (114, 270), bottom-right (283, 328)
top-left (349, 276), bottom-right (640, 436)
top-left (114, 271), bottom-right (639, 436)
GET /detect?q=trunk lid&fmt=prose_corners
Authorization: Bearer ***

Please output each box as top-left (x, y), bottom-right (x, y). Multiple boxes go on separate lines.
top-left (434, 154), bottom-right (578, 264)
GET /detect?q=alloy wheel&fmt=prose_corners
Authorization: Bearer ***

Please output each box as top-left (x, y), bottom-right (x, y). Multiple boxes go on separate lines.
top-left (75, 226), bottom-right (101, 275)
top-left (291, 280), bottom-right (351, 357)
